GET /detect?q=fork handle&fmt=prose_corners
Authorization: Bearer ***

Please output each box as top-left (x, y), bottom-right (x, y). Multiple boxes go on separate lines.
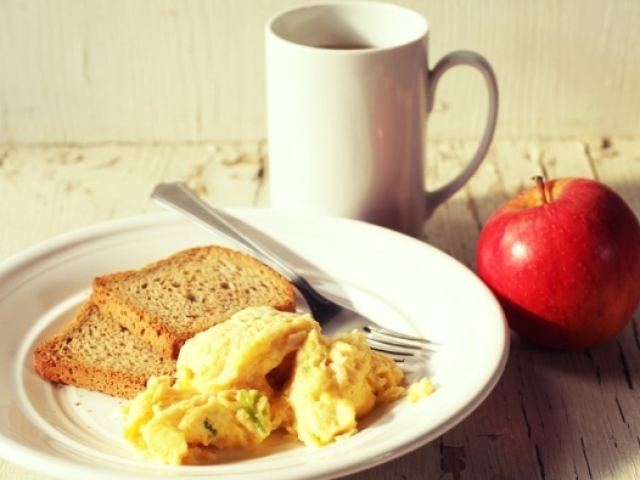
top-left (150, 182), bottom-right (334, 316)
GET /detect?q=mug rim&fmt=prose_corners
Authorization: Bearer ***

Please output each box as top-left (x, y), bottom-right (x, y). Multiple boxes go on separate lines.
top-left (265, 1), bottom-right (429, 53)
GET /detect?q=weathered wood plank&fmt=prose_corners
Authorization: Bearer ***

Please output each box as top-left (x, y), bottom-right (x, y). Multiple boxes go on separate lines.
top-left (1, 138), bottom-right (640, 480)
top-left (0, 143), bottom-right (265, 261)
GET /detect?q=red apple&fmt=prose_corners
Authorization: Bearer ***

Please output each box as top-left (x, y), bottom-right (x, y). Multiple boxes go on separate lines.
top-left (476, 177), bottom-right (640, 350)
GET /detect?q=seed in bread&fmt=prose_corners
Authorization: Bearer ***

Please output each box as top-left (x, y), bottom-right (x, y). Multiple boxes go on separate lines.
top-left (91, 245), bottom-right (297, 359)
top-left (33, 302), bottom-right (176, 399)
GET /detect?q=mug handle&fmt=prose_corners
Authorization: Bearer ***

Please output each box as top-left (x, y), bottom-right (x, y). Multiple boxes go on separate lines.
top-left (424, 50), bottom-right (499, 219)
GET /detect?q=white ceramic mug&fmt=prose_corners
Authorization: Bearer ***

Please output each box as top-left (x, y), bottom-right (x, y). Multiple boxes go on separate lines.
top-left (265, 1), bottom-right (498, 237)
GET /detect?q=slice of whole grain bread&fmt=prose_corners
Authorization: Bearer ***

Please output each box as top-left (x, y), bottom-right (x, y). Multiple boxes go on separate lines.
top-left (91, 245), bottom-right (297, 359)
top-left (33, 301), bottom-right (177, 399)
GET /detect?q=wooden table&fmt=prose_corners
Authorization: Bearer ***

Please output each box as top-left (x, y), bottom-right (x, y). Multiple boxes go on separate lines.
top-left (2, 137), bottom-right (640, 479)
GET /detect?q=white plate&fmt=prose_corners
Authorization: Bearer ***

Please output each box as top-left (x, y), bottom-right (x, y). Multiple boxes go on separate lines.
top-left (0, 210), bottom-right (509, 480)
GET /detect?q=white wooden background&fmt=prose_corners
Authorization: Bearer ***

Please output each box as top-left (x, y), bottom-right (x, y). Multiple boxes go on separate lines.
top-left (1, 0), bottom-right (640, 143)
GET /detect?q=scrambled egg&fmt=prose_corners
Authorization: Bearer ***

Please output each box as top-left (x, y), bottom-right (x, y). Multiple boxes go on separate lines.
top-left (406, 377), bottom-right (435, 403)
top-left (122, 306), bottom-right (432, 464)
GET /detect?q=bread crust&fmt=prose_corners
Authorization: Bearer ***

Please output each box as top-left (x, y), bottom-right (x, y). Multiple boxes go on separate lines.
top-left (91, 245), bottom-right (297, 358)
top-left (33, 302), bottom-right (177, 399)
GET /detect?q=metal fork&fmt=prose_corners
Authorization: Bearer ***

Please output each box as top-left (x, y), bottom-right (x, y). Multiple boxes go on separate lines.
top-left (151, 182), bottom-right (433, 363)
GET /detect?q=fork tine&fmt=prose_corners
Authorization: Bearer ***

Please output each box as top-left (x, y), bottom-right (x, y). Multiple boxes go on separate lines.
top-left (366, 337), bottom-right (431, 356)
top-left (364, 325), bottom-right (435, 346)
top-left (369, 348), bottom-right (408, 363)
top-left (363, 325), bottom-right (437, 354)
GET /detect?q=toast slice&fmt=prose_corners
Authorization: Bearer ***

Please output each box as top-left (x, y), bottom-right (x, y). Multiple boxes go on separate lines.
top-left (33, 301), bottom-right (177, 399)
top-left (91, 245), bottom-right (297, 359)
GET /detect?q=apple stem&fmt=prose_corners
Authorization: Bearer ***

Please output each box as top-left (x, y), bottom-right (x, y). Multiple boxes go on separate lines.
top-left (534, 176), bottom-right (549, 204)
